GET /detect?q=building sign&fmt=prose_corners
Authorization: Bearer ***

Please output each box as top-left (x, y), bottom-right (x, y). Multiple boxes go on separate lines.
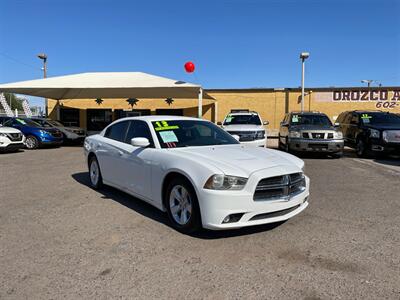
top-left (315, 90), bottom-right (400, 109)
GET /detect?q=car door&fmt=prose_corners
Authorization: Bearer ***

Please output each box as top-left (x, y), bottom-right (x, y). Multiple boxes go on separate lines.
top-left (98, 120), bottom-right (130, 186)
top-left (347, 113), bottom-right (360, 145)
top-left (116, 120), bottom-right (155, 200)
top-left (280, 114), bottom-right (290, 143)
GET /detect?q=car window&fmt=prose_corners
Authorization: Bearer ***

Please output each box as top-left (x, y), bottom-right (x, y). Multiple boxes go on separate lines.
top-left (360, 112), bottom-right (400, 125)
top-left (350, 114), bottom-right (359, 125)
top-left (151, 120), bottom-right (239, 148)
top-left (125, 120), bottom-right (154, 147)
top-left (343, 113), bottom-right (352, 124)
top-left (223, 114), bottom-right (261, 125)
top-left (290, 114), bottom-right (332, 126)
top-left (104, 121), bottom-right (129, 142)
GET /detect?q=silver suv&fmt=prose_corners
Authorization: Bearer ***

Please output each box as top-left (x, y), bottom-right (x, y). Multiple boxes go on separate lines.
top-left (279, 111), bottom-right (344, 157)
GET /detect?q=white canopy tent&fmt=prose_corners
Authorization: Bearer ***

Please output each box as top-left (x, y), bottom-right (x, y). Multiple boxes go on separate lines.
top-left (0, 72), bottom-right (205, 117)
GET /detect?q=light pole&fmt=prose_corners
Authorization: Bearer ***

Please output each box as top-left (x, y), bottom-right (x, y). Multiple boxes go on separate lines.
top-left (37, 53), bottom-right (48, 116)
top-left (361, 79), bottom-right (373, 87)
top-left (300, 52), bottom-right (309, 112)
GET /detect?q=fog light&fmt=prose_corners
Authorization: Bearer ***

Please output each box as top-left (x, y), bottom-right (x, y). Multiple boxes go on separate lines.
top-left (222, 213), bottom-right (244, 224)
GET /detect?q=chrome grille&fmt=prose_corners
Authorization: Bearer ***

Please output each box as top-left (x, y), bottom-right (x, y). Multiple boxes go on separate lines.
top-left (311, 132), bottom-right (325, 139)
top-left (227, 131), bottom-right (256, 142)
top-left (383, 130), bottom-right (400, 143)
top-left (6, 133), bottom-right (23, 141)
top-left (254, 172), bottom-right (306, 201)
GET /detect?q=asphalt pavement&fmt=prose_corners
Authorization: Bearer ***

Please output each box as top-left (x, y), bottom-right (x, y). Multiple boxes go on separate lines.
top-left (0, 145), bottom-right (399, 299)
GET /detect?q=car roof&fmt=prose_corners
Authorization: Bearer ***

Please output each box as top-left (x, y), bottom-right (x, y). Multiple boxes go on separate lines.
top-left (116, 115), bottom-right (204, 122)
top-left (290, 111), bottom-right (327, 116)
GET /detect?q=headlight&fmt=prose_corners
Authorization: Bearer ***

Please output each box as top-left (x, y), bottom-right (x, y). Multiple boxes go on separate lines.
top-left (0, 133), bottom-right (7, 137)
top-left (334, 131), bottom-right (343, 139)
top-left (369, 129), bottom-right (380, 138)
top-left (256, 130), bottom-right (265, 139)
top-left (289, 131), bottom-right (301, 138)
top-left (204, 174), bottom-right (247, 190)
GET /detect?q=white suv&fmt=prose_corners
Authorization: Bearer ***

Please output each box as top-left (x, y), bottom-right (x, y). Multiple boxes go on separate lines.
top-left (219, 110), bottom-right (268, 147)
top-left (0, 126), bottom-right (25, 152)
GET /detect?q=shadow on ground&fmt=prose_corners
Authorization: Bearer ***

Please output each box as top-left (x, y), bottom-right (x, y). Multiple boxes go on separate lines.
top-left (71, 172), bottom-right (284, 239)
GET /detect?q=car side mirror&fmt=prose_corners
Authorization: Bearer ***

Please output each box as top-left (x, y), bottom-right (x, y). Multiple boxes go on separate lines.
top-left (131, 137), bottom-right (150, 148)
top-left (217, 121), bottom-right (222, 125)
top-left (232, 134), bottom-right (240, 141)
top-left (280, 122), bottom-right (289, 127)
top-left (263, 121), bottom-right (269, 126)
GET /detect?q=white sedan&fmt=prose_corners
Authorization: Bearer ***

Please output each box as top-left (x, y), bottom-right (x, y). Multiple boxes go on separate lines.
top-left (84, 116), bottom-right (309, 233)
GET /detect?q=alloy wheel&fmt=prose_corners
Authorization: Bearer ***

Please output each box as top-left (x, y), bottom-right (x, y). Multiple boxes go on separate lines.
top-left (90, 159), bottom-right (99, 186)
top-left (169, 185), bottom-right (192, 225)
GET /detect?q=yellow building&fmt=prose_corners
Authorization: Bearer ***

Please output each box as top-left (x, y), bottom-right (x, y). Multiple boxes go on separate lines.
top-left (48, 87), bottom-right (400, 135)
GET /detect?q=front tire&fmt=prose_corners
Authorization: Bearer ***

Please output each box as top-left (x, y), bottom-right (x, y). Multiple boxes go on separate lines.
top-left (89, 156), bottom-right (103, 189)
top-left (356, 138), bottom-right (370, 158)
top-left (25, 135), bottom-right (39, 149)
top-left (165, 177), bottom-right (201, 234)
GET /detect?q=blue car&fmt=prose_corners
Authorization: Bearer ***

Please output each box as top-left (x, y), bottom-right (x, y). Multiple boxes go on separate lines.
top-left (3, 117), bottom-right (63, 149)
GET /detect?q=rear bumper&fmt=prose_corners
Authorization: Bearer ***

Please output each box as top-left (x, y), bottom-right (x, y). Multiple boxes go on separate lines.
top-left (289, 138), bottom-right (344, 153)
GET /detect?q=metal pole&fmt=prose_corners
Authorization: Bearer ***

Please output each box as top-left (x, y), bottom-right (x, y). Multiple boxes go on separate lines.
top-left (301, 58), bottom-right (305, 112)
top-left (198, 87), bottom-right (203, 118)
top-left (43, 57), bottom-right (48, 117)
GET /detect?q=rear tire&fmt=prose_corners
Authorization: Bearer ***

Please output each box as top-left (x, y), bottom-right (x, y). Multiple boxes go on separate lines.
top-left (89, 156), bottom-right (103, 189)
top-left (165, 177), bottom-right (201, 234)
top-left (25, 135), bottom-right (39, 149)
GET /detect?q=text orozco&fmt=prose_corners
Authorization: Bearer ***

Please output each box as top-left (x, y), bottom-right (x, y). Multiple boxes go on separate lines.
top-left (333, 90), bottom-right (400, 101)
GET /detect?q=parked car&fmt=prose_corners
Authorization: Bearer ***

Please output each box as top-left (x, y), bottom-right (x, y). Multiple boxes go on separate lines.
top-left (84, 116), bottom-right (309, 234)
top-left (3, 117), bottom-right (63, 149)
top-left (0, 125), bottom-right (25, 152)
top-left (336, 110), bottom-right (400, 157)
top-left (278, 111), bottom-right (344, 157)
top-left (218, 110), bottom-right (268, 147)
top-left (32, 117), bottom-right (86, 144)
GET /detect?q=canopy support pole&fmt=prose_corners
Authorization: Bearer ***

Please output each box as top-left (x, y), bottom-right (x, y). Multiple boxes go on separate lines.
top-left (198, 87), bottom-right (203, 118)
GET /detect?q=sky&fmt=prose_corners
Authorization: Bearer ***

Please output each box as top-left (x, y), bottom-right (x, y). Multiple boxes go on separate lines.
top-left (0, 0), bottom-right (399, 108)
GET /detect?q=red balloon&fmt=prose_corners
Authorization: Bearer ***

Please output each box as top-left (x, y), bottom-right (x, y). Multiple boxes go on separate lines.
top-left (184, 61), bottom-right (195, 73)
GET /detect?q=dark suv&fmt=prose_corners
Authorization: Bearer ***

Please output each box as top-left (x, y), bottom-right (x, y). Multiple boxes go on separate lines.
top-left (279, 111), bottom-right (344, 157)
top-left (336, 111), bottom-right (400, 157)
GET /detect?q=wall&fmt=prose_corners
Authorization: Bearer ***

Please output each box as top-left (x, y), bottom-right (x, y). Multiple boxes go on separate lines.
top-left (48, 87), bottom-right (400, 134)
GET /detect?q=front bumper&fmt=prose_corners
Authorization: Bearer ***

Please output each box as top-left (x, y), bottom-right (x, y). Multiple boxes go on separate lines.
top-left (0, 142), bottom-right (25, 152)
top-left (370, 141), bottom-right (400, 154)
top-left (240, 138), bottom-right (266, 147)
top-left (289, 138), bottom-right (344, 153)
top-left (198, 168), bottom-right (310, 230)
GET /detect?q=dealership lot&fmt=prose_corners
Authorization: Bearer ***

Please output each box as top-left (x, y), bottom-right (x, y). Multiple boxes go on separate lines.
top-left (0, 146), bottom-right (399, 299)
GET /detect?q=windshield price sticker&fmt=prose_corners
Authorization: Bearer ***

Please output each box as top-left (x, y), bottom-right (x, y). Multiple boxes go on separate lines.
top-left (361, 114), bottom-right (372, 119)
top-left (153, 121), bottom-right (179, 131)
top-left (292, 115), bottom-right (299, 123)
top-left (159, 131), bottom-right (178, 143)
top-left (16, 118), bottom-right (26, 125)
top-left (225, 115), bottom-right (233, 123)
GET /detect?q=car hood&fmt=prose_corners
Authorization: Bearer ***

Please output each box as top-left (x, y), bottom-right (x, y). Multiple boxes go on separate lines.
top-left (364, 124), bottom-right (400, 130)
top-left (291, 124), bottom-right (336, 131)
top-left (173, 145), bottom-right (304, 177)
top-left (0, 126), bottom-right (22, 134)
top-left (222, 124), bottom-right (264, 131)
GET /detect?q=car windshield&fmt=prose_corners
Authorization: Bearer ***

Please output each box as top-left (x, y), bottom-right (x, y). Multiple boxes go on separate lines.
top-left (223, 114), bottom-right (261, 125)
top-left (152, 120), bottom-right (240, 148)
top-left (290, 114), bottom-right (332, 126)
top-left (7, 118), bottom-right (42, 127)
top-left (360, 113), bottom-right (400, 125)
